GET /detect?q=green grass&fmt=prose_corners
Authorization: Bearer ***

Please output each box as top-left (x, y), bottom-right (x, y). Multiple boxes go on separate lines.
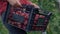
top-left (0, 18), bottom-right (9, 34)
top-left (0, 0), bottom-right (60, 34)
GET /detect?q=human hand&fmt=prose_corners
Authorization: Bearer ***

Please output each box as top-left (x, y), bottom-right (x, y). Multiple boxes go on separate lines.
top-left (32, 3), bottom-right (40, 8)
top-left (7, 0), bottom-right (21, 6)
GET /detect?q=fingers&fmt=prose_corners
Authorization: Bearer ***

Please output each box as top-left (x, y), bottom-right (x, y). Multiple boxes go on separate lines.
top-left (7, 0), bottom-right (21, 7)
top-left (16, 0), bottom-right (22, 7)
top-left (30, 3), bottom-right (40, 8)
top-left (32, 3), bottom-right (40, 8)
top-left (7, 0), bottom-right (16, 6)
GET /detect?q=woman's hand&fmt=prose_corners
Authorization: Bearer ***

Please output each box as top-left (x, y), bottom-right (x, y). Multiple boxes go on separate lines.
top-left (7, 0), bottom-right (39, 8)
top-left (7, 0), bottom-right (21, 6)
top-left (32, 3), bottom-right (40, 8)
top-left (29, 1), bottom-right (40, 8)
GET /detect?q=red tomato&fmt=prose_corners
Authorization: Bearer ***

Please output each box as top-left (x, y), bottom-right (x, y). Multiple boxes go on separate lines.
top-left (39, 15), bottom-right (45, 18)
top-left (23, 26), bottom-right (26, 30)
top-left (35, 14), bottom-right (39, 20)
top-left (18, 25), bottom-right (21, 28)
top-left (24, 20), bottom-right (28, 25)
top-left (36, 14), bottom-right (39, 17)
top-left (21, 13), bottom-right (25, 16)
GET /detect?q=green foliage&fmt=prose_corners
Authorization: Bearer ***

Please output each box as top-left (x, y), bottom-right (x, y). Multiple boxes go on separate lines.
top-left (0, 19), bottom-right (9, 34)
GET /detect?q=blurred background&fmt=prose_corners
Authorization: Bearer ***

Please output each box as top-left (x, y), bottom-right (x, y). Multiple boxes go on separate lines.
top-left (0, 0), bottom-right (60, 34)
